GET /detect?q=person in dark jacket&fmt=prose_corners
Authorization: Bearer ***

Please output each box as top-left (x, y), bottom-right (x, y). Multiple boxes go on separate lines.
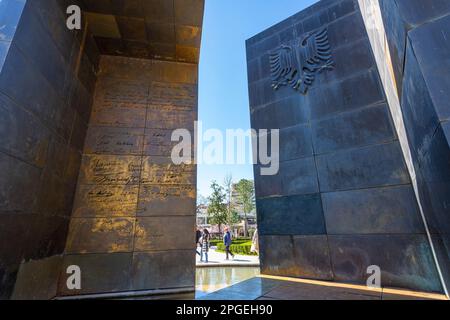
top-left (195, 227), bottom-right (202, 257)
top-left (223, 227), bottom-right (235, 260)
top-left (200, 229), bottom-right (210, 263)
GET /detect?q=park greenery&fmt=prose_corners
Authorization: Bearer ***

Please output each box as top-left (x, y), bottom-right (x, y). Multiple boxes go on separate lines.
top-left (234, 179), bottom-right (255, 237)
top-left (207, 181), bottom-right (228, 233)
top-left (216, 240), bottom-right (257, 256)
top-left (209, 238), bottom-right (257, 256)
top-left (206, 176), bottom-right (255, 236)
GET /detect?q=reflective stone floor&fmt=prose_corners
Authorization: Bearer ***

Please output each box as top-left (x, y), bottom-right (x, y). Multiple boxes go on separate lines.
top-left (131, 269), bottom-right (447, 300)
top-left (196, 267), bottom-right (260, 299)
top-left (198, 275), bottom-right (448, 301)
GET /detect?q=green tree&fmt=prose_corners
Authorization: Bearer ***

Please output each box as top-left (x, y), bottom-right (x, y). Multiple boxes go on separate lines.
top-left (235, 179), bottom-right (255, 237)
top-left (207, 181), bottom-right (228, 233)
top-left (229, 209), bottom-right (241, 225)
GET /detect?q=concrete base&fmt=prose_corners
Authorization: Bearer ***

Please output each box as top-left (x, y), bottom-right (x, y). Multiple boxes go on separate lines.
top-left (55, 287), bottom-right (195, 300)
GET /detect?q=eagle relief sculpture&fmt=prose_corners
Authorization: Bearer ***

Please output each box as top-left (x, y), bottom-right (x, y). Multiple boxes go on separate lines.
top-left (270, 28), bottom-right (335, 94)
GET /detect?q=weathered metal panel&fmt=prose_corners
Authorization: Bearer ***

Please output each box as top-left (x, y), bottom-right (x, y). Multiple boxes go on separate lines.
top-left (248, 0), bottom-right (445, 293)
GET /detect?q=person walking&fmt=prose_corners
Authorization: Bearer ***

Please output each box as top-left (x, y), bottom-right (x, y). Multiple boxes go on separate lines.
top-left (223, 227), bottom-right (235, 260)
top-left (200, 229), bottom-right (210, 263)
top-left (195, 227), bottom-right (202, 257)
top-left (251, 228), bottom-right (259, 254)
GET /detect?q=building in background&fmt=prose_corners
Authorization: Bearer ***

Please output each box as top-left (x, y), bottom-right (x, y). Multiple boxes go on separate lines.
top-left (196, 204), bottom-right (210, 227)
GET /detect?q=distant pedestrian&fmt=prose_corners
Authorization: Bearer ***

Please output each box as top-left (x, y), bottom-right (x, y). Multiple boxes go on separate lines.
top-left (223, 227), bottom-right (235, 260)
top-left (251, 228), bottom-right (259, 254)
top-left (195, 227), bottom-right (202, 257)
top-left (200, 229), bottom-right (210, 263)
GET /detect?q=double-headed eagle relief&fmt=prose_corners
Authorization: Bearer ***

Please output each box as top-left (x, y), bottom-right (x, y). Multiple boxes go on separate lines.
top-left (270, 28), bottom-right (335, 94)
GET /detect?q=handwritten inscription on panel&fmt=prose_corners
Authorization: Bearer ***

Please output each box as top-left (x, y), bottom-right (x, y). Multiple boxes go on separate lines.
top-left (137, 185), bottom-right (196, 216)
top-left (144, 128), bottom-right (194, 157)
top-left (147, 82), bottom-right (197, 130)
top-left (79, 155), bottom-right (142, 185)
top-left (141, 156), bottom-right (196, 185)
top-left (99, 56), bottom-right (152, 82)
top-left (66, 217), bottom-right (135, 254)
top-left (84, 127), bottom-right (145, 155)
top-left (149, 82), bottom-right (196, 111)
top-left (134, 216), bottom-right (196, 251)
top-left (146, 110), bottom-right (196, 130)
top-left (95, 80), bottom-right (148, 110)
top-left (73, 185), bottom-right (139, 217)
top-left (91, 80), bottom-right (148, 128)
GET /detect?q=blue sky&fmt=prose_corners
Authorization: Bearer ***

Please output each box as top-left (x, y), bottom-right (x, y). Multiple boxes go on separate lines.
top-left (197, 0), bottom-right (317, 198)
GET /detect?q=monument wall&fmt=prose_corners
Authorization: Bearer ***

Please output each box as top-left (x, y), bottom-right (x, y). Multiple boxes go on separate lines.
top-left (247, 0), bottom-right (444, 293)
top-left (0, 0), bottom-right (98, 299)
top-left (59, 55), bottom-right (198, 297)
top-left (377, 0), bottom-right (450, 292)
top-left (0, 0), bottom-right (203, 300)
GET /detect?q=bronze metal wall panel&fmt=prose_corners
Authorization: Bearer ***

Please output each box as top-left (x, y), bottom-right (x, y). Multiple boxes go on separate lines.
top-left (81, 0), bottom-right (204, 63)
top-left (131, 250), bottom-right (195, 291)
top-left (137, 185), bottom-right (196, 217)
top-left (141, 157), bottom-right (196, 185)
top-left (144, 128), bottom-right (181, 157)
top-left (65, 217), bottom-right (135, 254)
top-left (84, 126), bottom-right (145, 155)
top-left (134, 216), bottom-right (196, 251)
top-left (72, 185), bottom-right (139, 218)
top-left (58, 253), bottom-right (133, 296)
top-left (62, 55), bottom-right (198, 297)
top-left (78, 155), bottom-right (142, 185)
top-left (90, 78), bottom-right (148, 128)
top-left (1, 0), bottom-right (98, 299)
top-left (2, 0), bottom-right (203, 300)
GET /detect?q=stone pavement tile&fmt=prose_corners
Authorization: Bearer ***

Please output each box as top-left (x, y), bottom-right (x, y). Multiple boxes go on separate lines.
top-left (382, 293), bottom-right (435, 301)
top-left (195, 291), bottom-right (211, 300)
top-left (381, 288), bottom-right (447, 301)
top-left (224, 277), bottom-right (282, 297)
top-left (263, 282), bottom-right (381, 300)
top-left (199, 290), bottom-right (261, 301)
top-left (198, 278), bottom-right (282, 301)
top-left (200, 276), bottom-right (447, 300)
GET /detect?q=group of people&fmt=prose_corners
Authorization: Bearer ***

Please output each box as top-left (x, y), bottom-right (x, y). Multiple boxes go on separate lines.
top-left (195, 227), bottom-right (235, 263)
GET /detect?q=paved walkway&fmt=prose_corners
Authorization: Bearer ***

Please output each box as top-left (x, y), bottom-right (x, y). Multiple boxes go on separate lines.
top-left (196, 248), bottom-right (260, 267)
top-left (199, 275), bottom-right (448, 300)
